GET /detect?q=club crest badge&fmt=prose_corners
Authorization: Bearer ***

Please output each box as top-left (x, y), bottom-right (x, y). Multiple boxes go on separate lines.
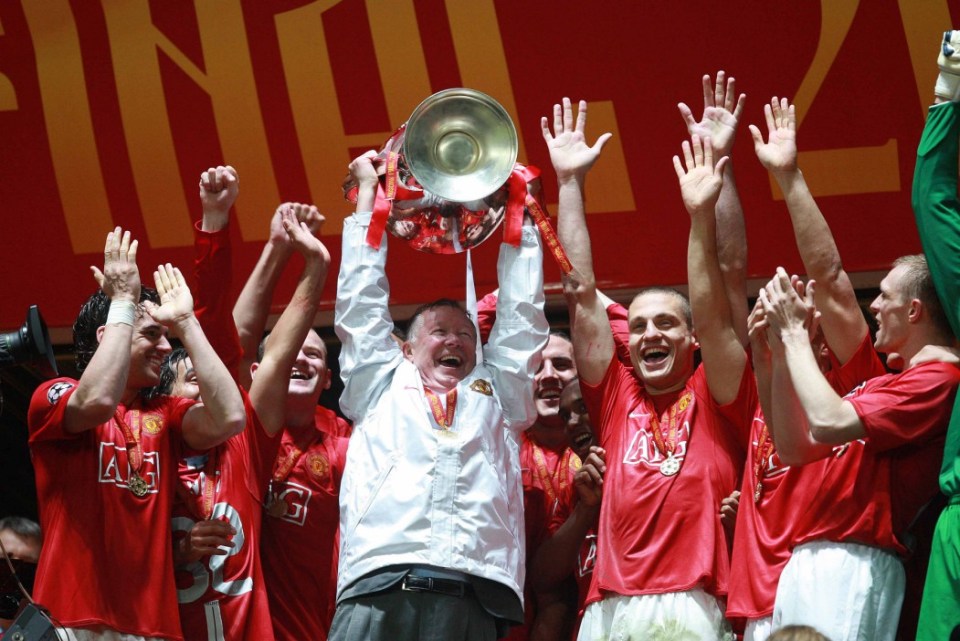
top-left (470, 379), bottom-right (492, 396)
top-left (306, 453), bottom-right (329, 481)
top-left (142, 415), bottom-right (164, 435)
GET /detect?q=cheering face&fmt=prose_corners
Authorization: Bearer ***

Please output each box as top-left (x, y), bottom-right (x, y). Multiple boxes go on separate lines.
top-left (125, 310), bottom-right (172, 389)
top-left (287, 330), bottom-right (331, 401)
top-left (870, 264), bottom-right (913, 356)
top-left (171, 356), bottom-right (201, 400)
top-left (559, 381), bottom-right (595, 461)
top-left (627, 292), bottom-right (698, 395)
top-left (404, 307), bottom-right (478, 393)
top-left (534, 335), bottom-right (578, 425)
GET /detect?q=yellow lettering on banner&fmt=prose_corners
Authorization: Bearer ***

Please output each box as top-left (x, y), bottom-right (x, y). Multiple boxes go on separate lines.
top-left (367, 0), bottom-right (433, 126)
top-left (276, 1), bottom-right (384, 234)
top-left (897, 0), bottom-right (953, 119)
top-left (22, 1), bottom-right (113, 253)
top-left (775, 0), bottom-right (900, 198)
top-left (102, 0), bottom-right (281, 247)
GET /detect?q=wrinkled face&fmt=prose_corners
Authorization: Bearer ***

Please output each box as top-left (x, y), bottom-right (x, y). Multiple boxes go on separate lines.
top-left (534, 335), bottom-right (577, 424)
top-left (171, 356), bottom-right (201, 400)
top-left (870, 265), bottom-right (913, 355)
top-left (404, 307), bottom-right (478, 392)
top-left (125, 310), bottom-right (172, 388)
top-left (559, 381), bottom-right (595, 461)
top-left (627, 292), bottom-right (698, 394)
top-left (0, 530), bottom-right (40, 563)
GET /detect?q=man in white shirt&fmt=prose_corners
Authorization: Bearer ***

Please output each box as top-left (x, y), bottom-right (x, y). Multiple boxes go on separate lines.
top-left (330, 152), bottom-right (549, 641)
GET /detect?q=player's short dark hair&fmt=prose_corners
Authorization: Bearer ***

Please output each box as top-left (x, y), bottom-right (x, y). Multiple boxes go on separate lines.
top-left (151, 347), bottom-right (190, 398)
top-left (406, 299), bottom-right (475, 344)
top-left (631, 287), bottom-right (693, 329)
top-left (73, 288), bottom-right (161, 371)
top-left (0, 516), bottom-right (42, 547)
top-left (256, 329), bottom-right (326, 363)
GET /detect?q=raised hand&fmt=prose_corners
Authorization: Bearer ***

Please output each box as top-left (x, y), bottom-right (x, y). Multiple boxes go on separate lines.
top-left (673, 134), bottom-right (728, 215)
top-left (91, 226), bottom-right (141, 303)
top-left (749, 97), bottom-right (798, 174)
top-left (269, 202), bottom-right (325, 247)
top-left (280, 206), bottom-right (330, 265)
top-left (758, 267), bottom-right (816, 338)
top-left (574, 446), bottom-right (606, 507)
top-left (145, 263), bottom-right (194, 329)
top-left (541, 98), bottom-right (612, 182)
top-left (198, 165), bottom-right (239, 228)
top-left (678, 71), bottom-right (745, 159)
top-left (747, 297), bottom-right (772, 361)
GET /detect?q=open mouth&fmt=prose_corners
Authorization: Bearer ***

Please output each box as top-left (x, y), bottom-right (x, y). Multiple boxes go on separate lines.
top-left (571, 431), bottom-right (593, 450)
top-left (438, 355), bottom-right (462, 368)
top-left (641, 347), bottom-right (669, 365)
top-left (290, 369), bottom-right (311, 380)
top-left (537, 387), bottom-right (561, 401)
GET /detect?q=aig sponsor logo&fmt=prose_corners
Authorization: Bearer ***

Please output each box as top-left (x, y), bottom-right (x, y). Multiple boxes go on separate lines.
top-left (267, 481), bottom-right (313, 526)
top-left (577, 533), bottom-right (597, 579)
top-left (622, 414), bottom-right (691, 469)
top-left (98, 442), bottom-right (160, 494)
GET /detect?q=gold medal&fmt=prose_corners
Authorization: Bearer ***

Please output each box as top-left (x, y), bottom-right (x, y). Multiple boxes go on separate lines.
top-left (659, 453), bottom-right (681, 477)
top-left (754, 480), bottom-right (763, 504)
top-left (128, 472), bottom-right (149, 497)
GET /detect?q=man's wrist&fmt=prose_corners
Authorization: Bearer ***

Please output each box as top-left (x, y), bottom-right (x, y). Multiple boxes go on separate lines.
top-left (106, 299), bottom-right (137, 326)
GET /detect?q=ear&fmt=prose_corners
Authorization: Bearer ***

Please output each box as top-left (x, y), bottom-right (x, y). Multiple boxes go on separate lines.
top-left (908, 298), bottom-right (922, 324)
top-left (322, 368), bottom-right (332, 391)
top-left (95, 325), bottom-right (106, 343)
top-left (402, 341), bottom-right (415, 362)
top-left (690, 329), bottom-right (701, 351)
top-left (249, 362), bottom-right (260, 379)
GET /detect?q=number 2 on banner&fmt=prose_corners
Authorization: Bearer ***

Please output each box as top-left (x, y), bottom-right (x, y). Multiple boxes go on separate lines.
top-left (172, 502), bottom-right (253, 606)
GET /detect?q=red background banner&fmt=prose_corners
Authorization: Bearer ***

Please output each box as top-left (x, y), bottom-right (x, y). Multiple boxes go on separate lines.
top-left (1, 0), bottom-right (957, 335)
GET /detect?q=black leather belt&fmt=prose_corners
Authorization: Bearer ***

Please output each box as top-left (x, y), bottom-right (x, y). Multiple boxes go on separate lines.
top-left (401, 573), bottom-right (472, 598)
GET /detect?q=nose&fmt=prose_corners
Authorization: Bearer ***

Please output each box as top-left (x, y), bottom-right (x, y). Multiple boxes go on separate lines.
top-left (642, 321), bottom-right (661, 339)
top-left (157, 334), bottom-right (172, 355)
top-left (538, 359), bottom-right (557, 382)
top-left (869, 294), bottom-right (881, 314)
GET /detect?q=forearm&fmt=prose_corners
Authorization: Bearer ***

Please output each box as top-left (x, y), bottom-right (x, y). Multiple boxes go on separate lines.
top-left (768, 349), bottom-right (832, 465)
top-left (715, 164), bottom-right (748, 345)
top-left (233, 240), bottom-right (293, 372)
top-left (781, 329), bottom-right (864, 445)
top-left (177, 315), bottom-right (246, 444)
top-left (530, 501), bottom-right (598, 593)
top-left (193, 224), bottom-right (241, 380)
top-left (67, 323), bottom-right (133, 429)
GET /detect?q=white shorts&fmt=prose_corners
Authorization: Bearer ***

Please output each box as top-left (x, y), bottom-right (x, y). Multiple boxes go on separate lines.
top-left (744, 615), bottom-right (773, 641)
top-left (56, 627), bottom-right (165, 641)
top-left (772, 540), bottom-right (905, 641)
top-left (577, 589), bottom-right (734, 641)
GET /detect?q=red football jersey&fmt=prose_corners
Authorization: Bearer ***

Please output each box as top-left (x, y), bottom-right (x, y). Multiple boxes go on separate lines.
top-left (173, 395), bottom-right (280, 641)
top-left (725, 334), bottom-right (886, 623)
top-left (28, 378), bottom-right (195, 639)
top-left (261, 407), bottom-right (349, 641)
top-left (580, 361), bottom-right (752, 605)
top-left (791, 359), bottom-right (960, 555)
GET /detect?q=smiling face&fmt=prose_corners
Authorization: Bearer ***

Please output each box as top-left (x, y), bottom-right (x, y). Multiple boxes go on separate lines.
top-left (559, 380), bottom-right (595, 460)
top-left (403, 305), bottom-right (478, 393)
top-left (284, 330), bottom-right (331, 402)
top-left (627, 290), bottom-right (698, 395)
top-left (534, 335), bottom-right (578, 425)
top-left (870, 264), bottom-right (914, 356)
top-left (124, 310), bottom-right (172, 389)
top-left (170, 355), bottom-right (201, 400)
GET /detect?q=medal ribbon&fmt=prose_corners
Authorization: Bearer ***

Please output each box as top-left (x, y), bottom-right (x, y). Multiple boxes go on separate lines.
top-left (113, 408), bottom-right (143, 474)
top-left (271, 428), bottom-right (321, 486)
top-left (753, 424), bottom-right (775, 503)
top-left (648, 399), bottom-right (681, 461)
top-left (531, 442), bottom-right (575, 506)
top-left (424, 389), bottom-right (458, 430)
top-left (175, 449), bottom-right (220, 520)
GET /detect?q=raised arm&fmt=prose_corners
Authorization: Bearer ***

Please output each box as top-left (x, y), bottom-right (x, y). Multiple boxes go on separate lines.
top-left (64, 227), bottom-right (140, 432)
top-left (249, 207), bottom-right (330, 436)
top-left (762, 269), bottom-right (863, 465)
top-left (233, 202), bottom-right (324, 388)
top-left (545, 98), bottom-right (613, 385)
top-left (679, 71), bottom-right (749, 344)
top-left (194, 165), bottom-right (242, 379)
top-left (677, 134), bottom-right (745, 404)
top-left (146, 264), bottom-right (246, 450)
top-left (750, 99), bottom-right (867, 363)
top-left (334, 151), bottom-right (403, 422)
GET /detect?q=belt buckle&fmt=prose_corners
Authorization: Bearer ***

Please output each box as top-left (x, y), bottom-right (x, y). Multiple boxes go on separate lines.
top-left (401, 574), bottom-right (465, 598)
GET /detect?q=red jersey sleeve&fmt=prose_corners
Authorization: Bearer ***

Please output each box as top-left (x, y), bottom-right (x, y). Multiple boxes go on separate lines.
top-left (711, 359), bottom-right (756, 448)
top-left (579, 356), bottom-right (631, 444)
top-left (238, 387), bottom-right (282, 496)
top-left (605, 301), bottom-right (632, 371)
top-left (476, 291), bottom-right (498, 345)
top-left (850, 362), bottom-right (960, 451)
top-left (27, 378), bottom-right (81, 443)
top-left (827, 331), bottom-right (887, 396)
top-left (193, 221), bottom-right (242, 380)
